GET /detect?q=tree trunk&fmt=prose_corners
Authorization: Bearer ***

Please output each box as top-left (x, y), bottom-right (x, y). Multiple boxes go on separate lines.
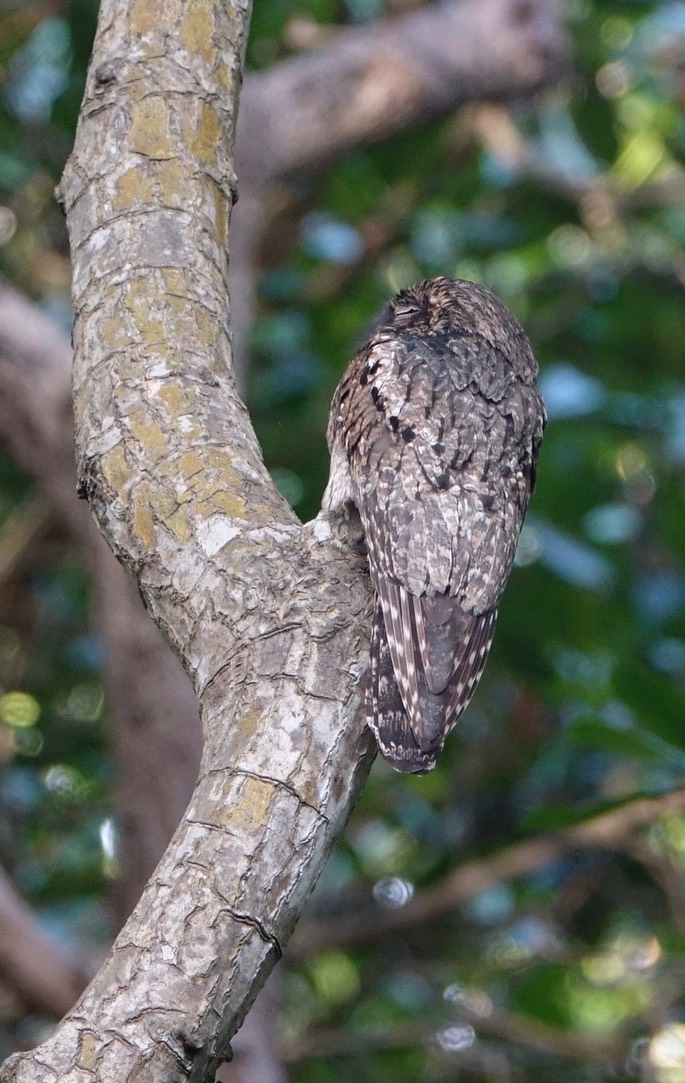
top-left (1, 0), bottom-right (375, 1078)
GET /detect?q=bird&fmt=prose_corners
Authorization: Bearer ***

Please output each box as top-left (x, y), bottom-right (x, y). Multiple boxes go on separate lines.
top-left (322, 277), bottom-right (545, 774)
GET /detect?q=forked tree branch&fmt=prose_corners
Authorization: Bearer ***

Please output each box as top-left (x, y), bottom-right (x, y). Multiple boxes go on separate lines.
top-left (0, 1), bottom-right (569, 1076)
top-left (0, 0), bottom-right (568, 922)
top-left (1, 0), bottom-right (375, 1079)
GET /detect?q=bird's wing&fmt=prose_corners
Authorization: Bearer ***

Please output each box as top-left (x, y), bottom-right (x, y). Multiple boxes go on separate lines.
top-left (346, 333), bottom-right (543, 766)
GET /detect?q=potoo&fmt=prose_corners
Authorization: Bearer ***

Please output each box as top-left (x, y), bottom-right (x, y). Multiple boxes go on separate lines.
top-left (323, 277), bottom-right (545, 774)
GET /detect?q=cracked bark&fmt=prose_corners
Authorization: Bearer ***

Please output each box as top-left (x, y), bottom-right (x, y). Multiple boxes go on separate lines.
top-left (1, 0), bottom-right (375, 1079)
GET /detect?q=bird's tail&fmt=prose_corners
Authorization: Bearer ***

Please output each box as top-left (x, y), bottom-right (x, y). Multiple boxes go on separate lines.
top-left (367, 594), bottom-right (497, 774)
top-left (367, 598), bottom-right (441, 774)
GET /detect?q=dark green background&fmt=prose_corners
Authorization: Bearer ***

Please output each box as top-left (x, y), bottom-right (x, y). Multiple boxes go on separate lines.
top-left (1, 1), bottom-right (685, 1079)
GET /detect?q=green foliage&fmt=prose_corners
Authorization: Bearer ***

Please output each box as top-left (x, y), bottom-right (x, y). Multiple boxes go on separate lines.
top-left (2, 0), bottom-right (685, 1079)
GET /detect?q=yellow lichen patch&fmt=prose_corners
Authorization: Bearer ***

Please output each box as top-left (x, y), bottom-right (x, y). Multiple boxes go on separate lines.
top-left (163, 291), bottom-right (190, 317)
top-left (250, 501), bottom-right (277, 527)
top-left (205, 447), bottom-right (239, 475)
top-left (180, 0), bottom-right (216, 64)
top-left (189, 102), bottom-right (220, 168)
top-left (165, 464), bottom-right (206, 502)
top-left (129, 417), bottom-right (169, 459)
top-left (155, 158), bottom-right (190, 208)
top-left (76, 1031), bottom-right (100, 1072)
top-left (160, 302), bottom-right (193, 339)
top-left (101, 315), bottom-right (131, 352)
top-left (178, 449), bottom-right (206, 480)
top-left (102, 444), bottom-right (132, 494)
top-left (165, 505), bottom-right (191, 544)
top-left (208, 490), bottom-right (246, 518)
top-left (129, 0), bottom-right (157, 36)
top-left (226, 706), bottom-right (260, 747)
top-left (130, 97), bottom-right (175, 160)
top-left (131, 319), bottom-right (164, 347)
top-left (160, 267), bottom-right (188, 297)
top-left (123, 281), bottom-right (165, 343)
top-left (195, 305), bottom-right (215, 348)
top-left (157, 383), bottom-right (197, 418)
top-left (230, 773), bottom-right (275, 832)
top-left (206, 177), bottom-right (229, 240)
top-left (112, 165), bottom-right (154, 210)
top-left (132, 496), bottom-right (156, 550)
top-left (182, 451), bottom-right (246, 514)
top-left (73, 389), bottom-right (87, 430)
top-left (215, 60), bottom-right (234, 92)
top-left (179, 420), bottom-right (204, 447)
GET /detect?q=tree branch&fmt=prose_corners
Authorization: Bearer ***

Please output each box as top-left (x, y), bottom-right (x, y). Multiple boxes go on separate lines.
top-left (237, 0), bottom-right (567, 183)
top-left (2, 0), bottom-right (375, 1078)
top-left (0, 864), bottom-right (89, 1020)
top-left (230, 0), bottom-right (568, 370)
top-left (287, 1002), bottom-right (626, 1066)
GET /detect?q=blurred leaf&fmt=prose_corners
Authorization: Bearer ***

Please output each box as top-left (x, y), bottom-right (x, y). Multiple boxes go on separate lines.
top-left (516, 964), bottom-right (570, 1027)
top-left (567, 717), bottom-right (679, 763)
top-left (522, 792), bottom-right (658, 833)
top-left (614, 665), bottom-right (685, 750)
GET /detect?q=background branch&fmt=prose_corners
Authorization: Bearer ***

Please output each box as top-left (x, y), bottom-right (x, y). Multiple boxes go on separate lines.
top-left (230, 0), bottom-right (568, 368)
top-left (287, 1003), bottom-right (627, 1066)
top-left (291, 789), bottom-right (685, 958)
top-left (0, 864), bottom-right (89, 1021)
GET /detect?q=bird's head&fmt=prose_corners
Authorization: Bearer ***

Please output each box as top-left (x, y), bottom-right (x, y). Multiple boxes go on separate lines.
top-left (380, 277), bottom-right (538, 379)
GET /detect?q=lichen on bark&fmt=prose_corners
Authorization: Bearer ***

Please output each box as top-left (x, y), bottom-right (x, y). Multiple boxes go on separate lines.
top-left (1, 1), bottom-right (375, 1080)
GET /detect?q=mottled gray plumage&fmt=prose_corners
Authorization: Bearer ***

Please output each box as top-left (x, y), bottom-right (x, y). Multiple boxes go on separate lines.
top-left (323, 277), bottom-right (545, 773)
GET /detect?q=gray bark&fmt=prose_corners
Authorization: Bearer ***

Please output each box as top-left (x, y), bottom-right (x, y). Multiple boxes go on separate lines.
top-left (1, 0), bottom-right (374, 1079)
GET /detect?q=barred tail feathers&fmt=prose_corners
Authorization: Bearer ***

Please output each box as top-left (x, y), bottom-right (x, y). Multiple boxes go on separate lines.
top-left (368, 581), bottom-right (497, 772)
top-left (368, 597), bottom-right (437, 774)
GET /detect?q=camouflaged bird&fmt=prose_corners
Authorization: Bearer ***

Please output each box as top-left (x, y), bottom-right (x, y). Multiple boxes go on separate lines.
top-left (322, 277), bottom-right (545, 773)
